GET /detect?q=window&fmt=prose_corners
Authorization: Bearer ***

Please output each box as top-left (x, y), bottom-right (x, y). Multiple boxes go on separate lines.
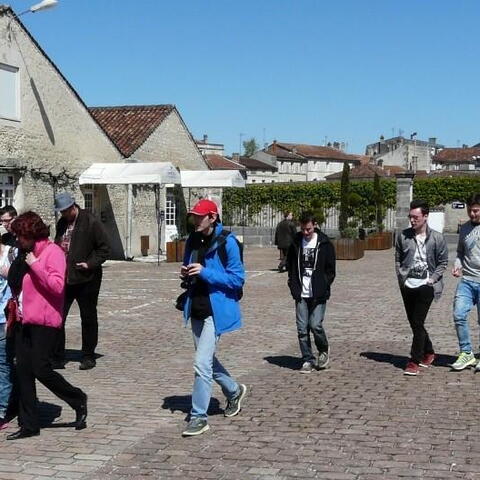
top-left (0, 63), bottom-right (19, 120)
top-left (0, 174), bottom-right (15, 207)
top-left (165, 189), bottom-right (176, 226)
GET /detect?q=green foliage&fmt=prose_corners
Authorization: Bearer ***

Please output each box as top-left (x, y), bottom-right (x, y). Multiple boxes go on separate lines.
top-left (413, 177), bottom-right (480, 205)
top-left (222, 178), bottom-right (397, 228)
top-left (242, 138), bottom-right (259, 157)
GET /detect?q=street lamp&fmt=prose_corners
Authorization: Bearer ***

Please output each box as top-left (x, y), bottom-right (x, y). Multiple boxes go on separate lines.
top-left (19, 0), bottom-right (58, 16)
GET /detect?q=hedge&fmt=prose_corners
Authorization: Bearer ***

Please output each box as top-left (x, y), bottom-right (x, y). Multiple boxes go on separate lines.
top-left (223, 176), bottom-right (480, 225)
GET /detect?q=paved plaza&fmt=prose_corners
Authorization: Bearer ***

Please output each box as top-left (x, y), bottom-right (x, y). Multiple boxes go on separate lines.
top-left (2, 243), bottom-right (480, 479)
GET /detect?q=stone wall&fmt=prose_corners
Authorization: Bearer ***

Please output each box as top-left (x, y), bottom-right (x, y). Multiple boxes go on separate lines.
top-left (132, 110), bottom-right (207, 170)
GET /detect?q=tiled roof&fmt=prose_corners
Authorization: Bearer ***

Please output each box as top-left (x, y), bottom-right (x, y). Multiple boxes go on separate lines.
top-left (432, 148), bottom-right (480, 164)
top-left (89, 105), bottom-right (174, 157)
top-left (325, 164), bottom-right (406, 181)
top-left (238, 156), bottom-right (277, 171)
top-left (267, 142), bottom-right (361, 163)
top-left (204, 154), bottom-right (245, 170)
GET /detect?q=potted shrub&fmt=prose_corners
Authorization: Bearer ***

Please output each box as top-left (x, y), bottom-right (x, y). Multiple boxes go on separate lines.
top-left (333, 163), bottom-right (365, 260)
top-left (166, 234), bottom-right (186, 262)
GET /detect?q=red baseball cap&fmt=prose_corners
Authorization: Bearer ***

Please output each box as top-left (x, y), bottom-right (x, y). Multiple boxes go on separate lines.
top-left (188, 199), bottom-right (219, 216)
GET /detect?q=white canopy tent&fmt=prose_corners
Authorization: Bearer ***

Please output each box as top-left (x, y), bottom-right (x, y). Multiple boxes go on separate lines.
top-left (79, 162), bottom-right (180, 186)
top-left (180, 170), bottom-right (245, 188)
top-left (79, 162), bottom-right (181, 261)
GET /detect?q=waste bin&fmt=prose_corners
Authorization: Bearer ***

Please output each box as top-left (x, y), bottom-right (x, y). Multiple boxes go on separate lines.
top-left (140, 235), bottom-right (149, 256)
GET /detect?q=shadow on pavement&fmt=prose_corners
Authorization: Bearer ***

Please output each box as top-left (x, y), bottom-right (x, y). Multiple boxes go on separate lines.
top-left (38, 401), bottom-right (62, 427)
top-left (264, 355), bottom-right (301, 370)
top-left (161, 395), bottom-right (222, 417)
top-left (360, 351), bottom-right (458, 369)
top-left (64, 349), bottom-right (104, 364)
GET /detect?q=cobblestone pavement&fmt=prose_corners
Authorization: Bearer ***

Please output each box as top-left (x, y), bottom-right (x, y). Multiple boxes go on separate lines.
top-left (3, 244), bottom-right (480, 479)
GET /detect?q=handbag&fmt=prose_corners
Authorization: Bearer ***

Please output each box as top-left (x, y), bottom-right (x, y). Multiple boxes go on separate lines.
top-left (175, 291), bottom-right (188, 312)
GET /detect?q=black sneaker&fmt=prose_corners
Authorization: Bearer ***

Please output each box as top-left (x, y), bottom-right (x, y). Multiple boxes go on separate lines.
top-left (79, 358), bottom-right (96, 370)
top-left (182, 418), bottom-right (209, 436)
top-left (51, 359), bottom-right (66, 370)
top-left (224, 384), bottom-right (247, 417)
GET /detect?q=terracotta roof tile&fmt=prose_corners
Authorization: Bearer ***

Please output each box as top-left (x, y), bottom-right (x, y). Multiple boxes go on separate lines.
top-left (238, 156), bottom-right (277, 171)
top-left (432, 148), bottom-right (480, 164)
top-left (267, 142), bottom-right (361, 163)
top-left (204, 154), bottom-right (245, 170)
top-left (89, 105), bottom-right (174, 157)
top-left (325, 164), bottom-right (405, 181)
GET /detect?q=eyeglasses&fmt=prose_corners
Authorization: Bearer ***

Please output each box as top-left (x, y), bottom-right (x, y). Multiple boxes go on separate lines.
top-left (0, 217), bottom-right (13, 224)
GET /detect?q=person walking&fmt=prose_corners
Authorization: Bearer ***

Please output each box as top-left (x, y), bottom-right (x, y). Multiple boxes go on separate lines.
top-left (180, 199), bottom-right (247, 437)
top-left (275, 211), bottom-right (297, 272)
top-left (286, 211), bottom-right (336, 374)
top-left (6, 212), bottom-right (87, 440)
top-left (52, 192), bottom-right (109, 370)
top-left (395, 199), bottom-right (448, 376)
top-left (451, 193), bottom-right (480, 371)
top-left (0, 235), bottom-right (13, 429)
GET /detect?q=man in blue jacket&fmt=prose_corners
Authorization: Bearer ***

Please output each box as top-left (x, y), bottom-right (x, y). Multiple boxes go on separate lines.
top-left (180, 199), bottom-right (246, 437)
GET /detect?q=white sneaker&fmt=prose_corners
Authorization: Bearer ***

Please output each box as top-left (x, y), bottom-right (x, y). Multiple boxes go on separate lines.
top-left (450, 352), bottom-right (477, 371)
top-left (300, 361), bottom-right (313, 374)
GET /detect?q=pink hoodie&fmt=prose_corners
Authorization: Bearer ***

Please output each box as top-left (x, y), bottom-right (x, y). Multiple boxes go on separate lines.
top-left (21, 239), bottom-right (66, 328)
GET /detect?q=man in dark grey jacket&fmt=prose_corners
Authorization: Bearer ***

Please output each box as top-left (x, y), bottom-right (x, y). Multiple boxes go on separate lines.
top-left (52, 192), bottom-right (110, 371)
top-left (395, 199), bottom-right (448, 376)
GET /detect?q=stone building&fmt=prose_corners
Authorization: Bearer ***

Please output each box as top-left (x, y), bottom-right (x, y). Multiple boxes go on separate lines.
top-left (258, 141), bottom-right (361, 182)
top-left (0, 5), bottom-right (121, 244)
top-left (366, 135), bottom-right (443, 172)
top-left (431, 146), bottom-right (480, 172)
top-left (0, 6), bottom-right (209, 258)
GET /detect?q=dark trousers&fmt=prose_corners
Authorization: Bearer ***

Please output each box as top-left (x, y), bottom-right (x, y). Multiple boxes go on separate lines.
top-left (53, 269), bottom-right (102, 361)
top-left (15, 324), bottom-right (85, 431)
top-left (278, 248), bottom-right (289, 271)
top-left (401, 284), bottom-right (435, 364)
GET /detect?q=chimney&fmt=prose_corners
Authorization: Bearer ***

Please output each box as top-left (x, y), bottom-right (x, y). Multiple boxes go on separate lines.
top-left (232, 153), bottom-right (240, 162)
top-left (203, 134), bottom-right (208, 143)
top-left (463, 144), bottom-right (469, 149)
top-left (428, 137), bottom-right (436, 145)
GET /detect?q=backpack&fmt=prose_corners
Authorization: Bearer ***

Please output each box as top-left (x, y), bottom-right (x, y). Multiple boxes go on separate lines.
top-left (217, 230), bottom-right (244, 300)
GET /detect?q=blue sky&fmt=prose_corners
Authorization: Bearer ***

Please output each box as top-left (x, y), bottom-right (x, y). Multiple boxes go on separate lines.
top-left (10, 0), bottom-right (480, 155)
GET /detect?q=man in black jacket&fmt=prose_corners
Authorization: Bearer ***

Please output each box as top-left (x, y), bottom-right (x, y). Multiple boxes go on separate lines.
top-left (286, 211), bottom-right (336, 373)
top-left (275, 211), bottom-right (297, 272)
top-left (52, 192), bottom-right (110, 370)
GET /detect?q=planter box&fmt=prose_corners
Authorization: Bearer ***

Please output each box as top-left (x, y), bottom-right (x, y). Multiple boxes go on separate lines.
top-left (364, 232), bottom-right (393, 250)
top-left (166, 240), bottom-right (186, 263)
top-left (333, 238), bottom-right (365, 260)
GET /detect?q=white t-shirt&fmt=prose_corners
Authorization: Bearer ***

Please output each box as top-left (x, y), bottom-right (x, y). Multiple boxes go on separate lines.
top-left (301, 233), bottom-right (317, 297)
top-left (405, 232), bottom-right (429, 288)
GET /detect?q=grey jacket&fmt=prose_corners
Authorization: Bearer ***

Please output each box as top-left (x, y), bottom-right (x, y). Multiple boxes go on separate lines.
top-left (395, 226), bottom-right (448, 299)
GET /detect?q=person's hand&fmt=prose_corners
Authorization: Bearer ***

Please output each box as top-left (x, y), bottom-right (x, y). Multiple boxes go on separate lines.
top-left (452, 266), bottom-right (462, 277)
top-left (25, 252), bottom-right (38, 266)
top-left (180, 265), bottom-right (189, 279)
top-left (75, 262), bottom-right (89, 270)
top-left (186, 263), bottom-right (203, 276)
top-left (426, 278), bottom-right (434, 285)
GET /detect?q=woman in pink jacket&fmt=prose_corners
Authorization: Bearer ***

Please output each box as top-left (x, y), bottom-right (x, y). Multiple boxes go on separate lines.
top-left (6, 212), bottom-right (87, 440)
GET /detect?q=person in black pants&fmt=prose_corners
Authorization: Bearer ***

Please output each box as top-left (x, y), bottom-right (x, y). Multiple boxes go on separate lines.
top-left (6, 212), bottom-right (87, 440)
top-left (52, 192), bottom-right (109, 371)
top-left (395, 199), bottom-right (448, 376)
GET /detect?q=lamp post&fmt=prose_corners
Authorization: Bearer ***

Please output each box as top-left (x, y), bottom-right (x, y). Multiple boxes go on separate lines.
top-left (18, 0), bottom-right (58, 16)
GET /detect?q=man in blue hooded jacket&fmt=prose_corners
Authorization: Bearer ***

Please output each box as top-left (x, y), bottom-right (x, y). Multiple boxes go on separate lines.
top-left (180, 199), bottom-right (247, 436)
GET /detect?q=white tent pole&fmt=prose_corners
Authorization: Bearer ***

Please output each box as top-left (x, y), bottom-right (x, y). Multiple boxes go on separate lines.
top-left (126, 184), bottom-right (133, 259)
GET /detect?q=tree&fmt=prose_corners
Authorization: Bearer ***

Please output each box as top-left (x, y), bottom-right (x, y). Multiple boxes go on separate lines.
top-left (242, 137), bottom-right (259, 157)
top-left (339, 163), bottom-right (350, 236)
top-left (373, 172), bottom-right (385, 232)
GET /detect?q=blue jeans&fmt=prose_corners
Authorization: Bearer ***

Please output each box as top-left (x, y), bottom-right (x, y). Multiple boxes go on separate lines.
top-left (453, 278), bottom-right (480, 353)
top-left (295, 299), bottom-right (328, 363)
top-left (190, 316), bottom-right (239, 420)
top-left (0, 324), bottom-right (13, 419)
